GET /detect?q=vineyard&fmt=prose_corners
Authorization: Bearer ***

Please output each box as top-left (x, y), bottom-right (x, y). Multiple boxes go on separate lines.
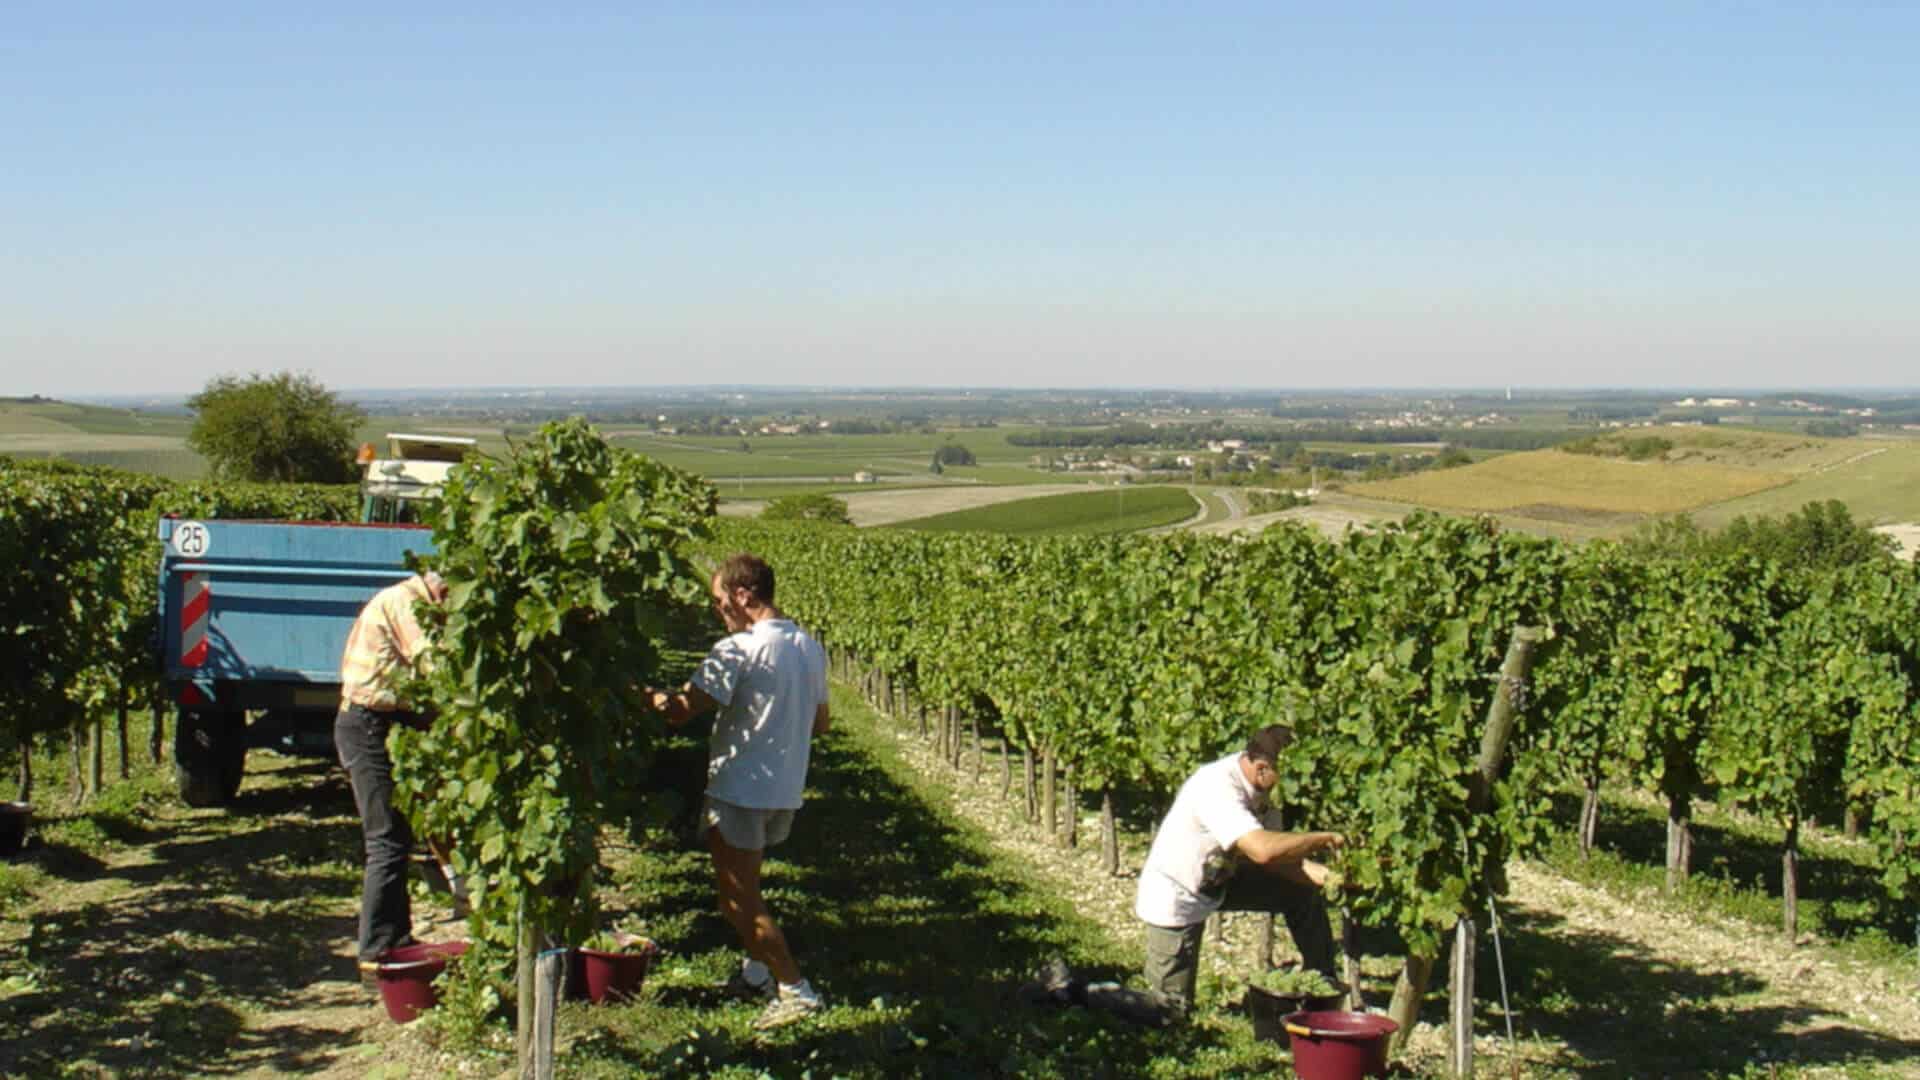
top-left (705, 513), bottom-right (1920, 1050)
top-left (0, 456), bottom-right (362, 808)
top-left (5, 429), bottom-right (1920, 1076)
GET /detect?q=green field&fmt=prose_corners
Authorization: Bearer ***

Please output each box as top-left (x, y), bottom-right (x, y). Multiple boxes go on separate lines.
top-left (891, 485), bottom-right (1197, 536)
top-left (0, 400), bottom-right (193, 438)
top-left (1691, 439), bottom-right (1920, 527)
top-left (1343, 428), bottom-right (1920, 537)
top-left (602, 430), bottom-right (1042, 483)
top-left (0, 401), bottom-right (205, 478)
top-left (1351, 448), bottom-right (1789, 517)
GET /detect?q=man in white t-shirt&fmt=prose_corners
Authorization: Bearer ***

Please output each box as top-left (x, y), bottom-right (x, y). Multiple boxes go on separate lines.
top-left (643, 553), bottom-right (831, 1031)
top-left (1133, 724), bottom-right (1343, 1017)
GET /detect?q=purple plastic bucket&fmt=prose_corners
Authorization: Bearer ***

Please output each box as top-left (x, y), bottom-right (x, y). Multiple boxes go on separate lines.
top-left (373, 940), bottom-right (469, 1024)
top-left (1283, 1010), bottom-right (1400, 1080)
top-left (575, 938), bottom-right (658, 1004)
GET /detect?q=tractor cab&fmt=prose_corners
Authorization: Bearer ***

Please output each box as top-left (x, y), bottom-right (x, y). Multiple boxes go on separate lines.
top-left (356, 433), bottom-right (477, 523)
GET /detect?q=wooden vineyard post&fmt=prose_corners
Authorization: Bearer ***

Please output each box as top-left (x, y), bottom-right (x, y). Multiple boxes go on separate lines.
top-left (532, 947), bottom-right (563, 1080)
top-left (117, 692), bottom-right (130, 780)
top-left (88, 712), bottom-right (104, 801)
top-left (1063, 766), bottom-right (1077, 848)
top-left (1041, 744), bottom-right (1058, 840)
top-left (1102, 791), bottom-right (1120, 876)
top-left (1578, 778), bottom-right (1600, 860)
top-left (1341, 909), bottom-right (1363, 1010)
top-left (1022, 747), bottom-right (1037, 821)
top-left (1783, 817), bottom-right (1800, 938)
top-left (516, 909), bottom-right (536, 1075)
top-left (1450, 917), bottom-right (1477, 1078)
top-left (150, 702), bottom-right (164, 765)
top-left (971, 713), bottom-right (982, 779)
top-left (1389, 624), bottom-right (1541, 1058)
top-left (1260, 915), bottom-right (1276, 970)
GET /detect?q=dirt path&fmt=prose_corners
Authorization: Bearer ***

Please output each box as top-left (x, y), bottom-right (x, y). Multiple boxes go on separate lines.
top-left (863, 713), bottom-right (1920, 1077)
top-left (0, 755), bottom-right (465, 1078)
top-left (838, 482), bottom-right (1097, 526)
top-left (1190, 498), bottom-right (1401, 540)
top-left (1873, 522), bottom-right (1920, 560)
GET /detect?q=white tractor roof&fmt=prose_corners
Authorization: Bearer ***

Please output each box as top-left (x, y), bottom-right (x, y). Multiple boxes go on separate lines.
top-left (386, 433), bottom-right (477, 461)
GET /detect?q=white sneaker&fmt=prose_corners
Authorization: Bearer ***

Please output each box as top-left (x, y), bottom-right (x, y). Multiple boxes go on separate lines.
top-left (752, 991), bottom-right (823, 1030)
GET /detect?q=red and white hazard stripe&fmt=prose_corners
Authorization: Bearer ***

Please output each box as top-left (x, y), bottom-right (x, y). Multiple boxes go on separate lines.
top-left (180, 572), bottom-right (210, 667)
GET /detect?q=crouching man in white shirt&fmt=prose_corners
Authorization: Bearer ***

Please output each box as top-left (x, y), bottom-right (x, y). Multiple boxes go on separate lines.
top-left (1133, 724), bottom-right (1343, 1018)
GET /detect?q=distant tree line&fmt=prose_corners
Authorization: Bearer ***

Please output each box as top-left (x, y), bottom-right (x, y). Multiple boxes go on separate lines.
top-left (1569, 406), bottom-right (1660, 421)
top-left (1009, 423), bottom-right (1569, 452)
top-left (1805, 420), bottom-right (1860, 438)
top-left (1005, 423), bottom-right (1164, 448)
top-left (1561, 435), bottom-right (1674, 461)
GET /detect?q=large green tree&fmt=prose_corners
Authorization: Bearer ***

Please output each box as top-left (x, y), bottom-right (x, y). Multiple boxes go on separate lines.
top-left (186, 371), bottom-right (364, 483)
top-left (761, 492), bottom-right (852, 525)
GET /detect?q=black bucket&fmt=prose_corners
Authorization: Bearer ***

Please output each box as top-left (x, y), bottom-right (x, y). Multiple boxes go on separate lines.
top-left (0, 802), bottom-right (30, 858)
top-left (1247, 983), bottom-right (1344, 1043)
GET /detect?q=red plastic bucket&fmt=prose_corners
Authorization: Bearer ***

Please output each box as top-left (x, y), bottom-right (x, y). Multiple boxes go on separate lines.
top-left (373, 941), bottom-right (469, 1024)
top-left (1283, 1010), bottom-right (1400, 1080)
top-left (575, 938), bottom-right (658, 1004)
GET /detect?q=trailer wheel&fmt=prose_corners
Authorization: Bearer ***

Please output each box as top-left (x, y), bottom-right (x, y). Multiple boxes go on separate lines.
top-left (174, 710), bottom-right (246, 807)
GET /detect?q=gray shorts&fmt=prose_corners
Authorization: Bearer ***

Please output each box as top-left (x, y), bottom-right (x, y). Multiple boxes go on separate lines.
top-left (703, 796), bottom-right (795, 851)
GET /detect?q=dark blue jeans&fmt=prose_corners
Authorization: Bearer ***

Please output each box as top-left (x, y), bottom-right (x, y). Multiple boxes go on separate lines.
top-left (336, 704), bottom-right (417, 963)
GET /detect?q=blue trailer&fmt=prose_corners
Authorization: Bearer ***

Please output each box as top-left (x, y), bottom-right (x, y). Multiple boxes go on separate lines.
top-left (155, 516), bottom-right (437, 806)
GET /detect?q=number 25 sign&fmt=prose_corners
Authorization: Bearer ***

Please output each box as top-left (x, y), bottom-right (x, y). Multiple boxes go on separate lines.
top-left (171, 521), bottom-right (212, 558)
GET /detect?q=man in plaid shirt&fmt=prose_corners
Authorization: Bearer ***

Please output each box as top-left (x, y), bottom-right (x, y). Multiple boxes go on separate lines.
top-left (335, 571), bottom-right (446, 965)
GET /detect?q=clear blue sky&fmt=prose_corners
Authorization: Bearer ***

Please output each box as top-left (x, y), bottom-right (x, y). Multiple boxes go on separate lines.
top-left (5, 3), bottom-right (1916, 395)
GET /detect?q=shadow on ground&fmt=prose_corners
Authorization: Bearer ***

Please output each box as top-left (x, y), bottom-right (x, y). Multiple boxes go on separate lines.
top-left (1456, 900), bottom-right (1920, 1076)
top-left (0, 754), bottom-right (378, 1078)
top-left (1540, 788), bottom-right (1899, 940)
top-left (582, 712), bottom-right (1287, 1079)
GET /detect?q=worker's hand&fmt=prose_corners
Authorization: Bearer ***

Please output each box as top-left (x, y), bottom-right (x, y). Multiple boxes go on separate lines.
top-left (1312, 832), bottom-right (1344, 854)
top-left (1299, 859), bottom-right (1330, 888)
top-left (643, 686), bottom-right (691, 727)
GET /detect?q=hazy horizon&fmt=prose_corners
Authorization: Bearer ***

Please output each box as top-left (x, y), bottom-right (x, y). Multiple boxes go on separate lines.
top-left (7, 5), bottom-right (1916, 396)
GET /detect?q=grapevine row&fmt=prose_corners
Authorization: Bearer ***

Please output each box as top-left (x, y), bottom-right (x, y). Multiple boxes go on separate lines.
top-left (706, 515), bottom-right (1920, 954)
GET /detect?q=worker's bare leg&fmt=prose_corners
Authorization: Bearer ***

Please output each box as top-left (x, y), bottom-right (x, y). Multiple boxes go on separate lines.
top-left (708, 826), bottom-right (802, 986)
